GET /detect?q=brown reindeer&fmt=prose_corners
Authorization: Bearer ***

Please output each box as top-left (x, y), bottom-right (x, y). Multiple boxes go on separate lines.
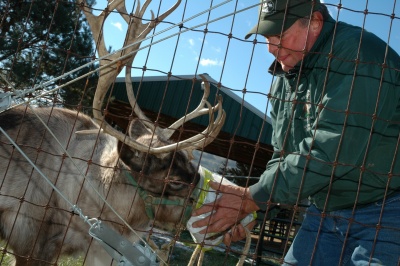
top-left (0, 0), bottom-right (226, 265)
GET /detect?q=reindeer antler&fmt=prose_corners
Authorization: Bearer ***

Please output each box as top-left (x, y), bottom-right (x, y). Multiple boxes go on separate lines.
top-left (78, 0), bottom-right (225, 154)
top-left (112, 59), bottom-right (226, 154)
top-left (78, 0), bottom-right (181, 126)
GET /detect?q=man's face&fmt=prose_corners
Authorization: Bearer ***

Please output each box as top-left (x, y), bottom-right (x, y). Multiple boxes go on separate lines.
top-left (266, 19), bottom-right (317, 72)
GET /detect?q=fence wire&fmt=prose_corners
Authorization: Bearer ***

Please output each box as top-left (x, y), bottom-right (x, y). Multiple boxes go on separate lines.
top-left (1, 0), bottom-right (399, 265)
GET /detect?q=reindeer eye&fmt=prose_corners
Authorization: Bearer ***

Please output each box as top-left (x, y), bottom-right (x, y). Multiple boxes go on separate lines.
top-left (168, 180), bottom-right (184, 190)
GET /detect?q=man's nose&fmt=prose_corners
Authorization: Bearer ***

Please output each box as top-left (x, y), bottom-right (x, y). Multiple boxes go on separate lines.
top-left (267, 42), bottom-right (279, 55)
top-left (266, 36), bottom-right (280, 55)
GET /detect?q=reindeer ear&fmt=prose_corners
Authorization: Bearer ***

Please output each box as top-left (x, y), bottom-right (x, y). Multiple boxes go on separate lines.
top-left (128, 119), bottom-right (152, 139)
top-left (118, 140), bottom-right (135, 160)
top-left (118, 139), bottom-right (146, 173)
top-left (118, 119), bottom-right (147, 166)
top-left (120, 119), bottom-right (157, 170)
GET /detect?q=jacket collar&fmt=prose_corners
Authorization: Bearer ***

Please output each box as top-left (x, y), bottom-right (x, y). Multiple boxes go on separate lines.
top-left (268, 14), bottom-right (336, 78)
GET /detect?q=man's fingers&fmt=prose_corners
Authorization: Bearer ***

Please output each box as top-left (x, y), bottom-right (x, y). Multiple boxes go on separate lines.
top-left (192, 203), bottom-right (215, 217)
top-left (209, 181), bottom-right (240, 194)
top-left (208, 180), bottom-right (223, 190)
top-left (232, 224), bottom-right (246, 241)
top-left (192, 209), bottom-right (229, 231)
top-left (223, 224), bottom-right (244, 245)
top-left (223, 232), bottom-right (232, 246)
top-left (198, 217), bottom-right (233, 234)
top-left (191, 214), bottom-right (211, 228)
top-left (223, 221), bottom-right (257, 245)
top-left (192, 206), bottom-right (224, 231)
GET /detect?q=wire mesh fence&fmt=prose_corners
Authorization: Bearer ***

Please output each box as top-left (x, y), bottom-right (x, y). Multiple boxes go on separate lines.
top-left (1, 0), bottom-right (400, 265)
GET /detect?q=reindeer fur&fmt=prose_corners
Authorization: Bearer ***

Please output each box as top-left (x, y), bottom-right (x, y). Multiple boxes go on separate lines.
top-left (0, 106), bottom-right (199, 265)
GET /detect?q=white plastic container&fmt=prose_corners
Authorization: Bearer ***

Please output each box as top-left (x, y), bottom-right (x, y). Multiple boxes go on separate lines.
top-left (186, 166), bottom-right (256, 250)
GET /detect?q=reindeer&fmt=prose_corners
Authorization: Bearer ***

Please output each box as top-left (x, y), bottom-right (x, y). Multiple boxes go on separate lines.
top-left (0, 0), bottom-right (226, 265)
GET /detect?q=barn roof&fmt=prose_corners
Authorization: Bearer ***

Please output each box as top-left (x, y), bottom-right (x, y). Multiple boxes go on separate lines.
top-left (107, 73), bottom-right (273, 169)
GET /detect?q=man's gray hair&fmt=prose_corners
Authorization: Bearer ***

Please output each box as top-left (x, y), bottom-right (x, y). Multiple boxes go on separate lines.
top-left (298, 3), bottom-right (330, 28)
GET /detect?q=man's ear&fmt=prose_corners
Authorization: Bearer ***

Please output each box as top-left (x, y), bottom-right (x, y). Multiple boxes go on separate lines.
top-left (311, 11), bottom-right (324, 35)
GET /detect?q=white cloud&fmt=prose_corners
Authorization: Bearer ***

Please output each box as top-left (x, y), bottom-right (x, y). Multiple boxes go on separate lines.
top-left (212, 46), bottom-right (221, 53)
top-left (111, 22), bottom-right (123, 31)
top-left (199, 58), bottom-right (223, 67)
top-left (188, 38), bottom-right (195, 46)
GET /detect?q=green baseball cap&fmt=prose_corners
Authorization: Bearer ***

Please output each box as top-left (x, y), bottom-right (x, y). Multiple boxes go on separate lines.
top-left (245, 0), bottom-right (321, 39)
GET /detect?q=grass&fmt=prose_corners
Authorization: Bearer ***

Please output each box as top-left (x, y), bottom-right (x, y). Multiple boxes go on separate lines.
top-left (0, 232), bottom-right (280, 265)
top-left (0, 243), bottom-right (83, 266)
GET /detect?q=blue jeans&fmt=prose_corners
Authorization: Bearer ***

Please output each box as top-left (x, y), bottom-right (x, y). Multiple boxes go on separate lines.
top-left (283, 193), bottom-right (400, 266)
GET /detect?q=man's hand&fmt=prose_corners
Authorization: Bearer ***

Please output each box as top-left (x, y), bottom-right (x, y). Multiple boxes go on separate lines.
top-left (191, 181), bottom-right (259, 237)
top-left (222, 220), bottom-right (257, 246)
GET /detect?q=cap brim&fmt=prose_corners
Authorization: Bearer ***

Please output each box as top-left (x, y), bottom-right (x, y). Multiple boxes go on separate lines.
top-left (245, 17), bottom-right (298, 39)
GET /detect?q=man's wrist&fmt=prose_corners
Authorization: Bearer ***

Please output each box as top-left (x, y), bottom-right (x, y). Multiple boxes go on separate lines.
top-left (248, 182), bottom-right (271, 211)
top-left (244, 188), bottom-right (260, 213)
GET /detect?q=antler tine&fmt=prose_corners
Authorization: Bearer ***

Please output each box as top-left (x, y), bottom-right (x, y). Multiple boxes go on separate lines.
top-left (107, 0), bottom-right (126, 13)
top-left (184, 108), bottom-right (226, 159)
top-left (155, 0), bottom-right (182, 23)
top-left (129, 0), bottom-right (181, 41)
top-left (102, 83), bottom-right (225, 154)
top-left (79, 0), bottom-right (109, 57)
top-left (161, 75), bottom-right (218, 139)
top-left (93, 99), bottom-right (225, 155)
top-left (114, 1), bottom-right (130, 24)
top-left (125, 58), bottom-right (155, 131)
top-left (144, 92), bottom-right (226, 154)
top-left (187, 94), bottom-right (226, 149)
top-left (113, 67), bottom-right (226, 154)
top-left (92, 76), bottom-right (226, 154)
top-left (183, 95), bottom-right (226, 149)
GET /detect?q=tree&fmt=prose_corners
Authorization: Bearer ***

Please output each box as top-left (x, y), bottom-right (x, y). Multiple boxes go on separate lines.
top-left (0, 0), bottom-right (97, 111)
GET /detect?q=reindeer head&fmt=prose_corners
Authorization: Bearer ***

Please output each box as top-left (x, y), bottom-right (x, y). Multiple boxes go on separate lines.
top-left (117, 118), bottom-right (201, 231)
top-left (119, 118), bottom-right (200, 199)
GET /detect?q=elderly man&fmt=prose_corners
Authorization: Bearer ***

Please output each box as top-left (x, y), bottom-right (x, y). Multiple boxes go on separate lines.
top-left (192, 0), bottom-right (400, 265)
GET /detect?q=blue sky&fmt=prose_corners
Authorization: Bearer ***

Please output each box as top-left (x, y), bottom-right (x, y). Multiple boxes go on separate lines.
top-left (94, 0), bottom-right (400, 116)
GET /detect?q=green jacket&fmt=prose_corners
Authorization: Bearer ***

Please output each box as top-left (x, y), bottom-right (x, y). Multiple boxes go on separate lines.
top-left (250, 15), bottom-right (400, 212)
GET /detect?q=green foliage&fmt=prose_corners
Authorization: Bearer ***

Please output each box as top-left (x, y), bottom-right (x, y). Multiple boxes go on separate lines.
top-left (0, 0), bottom-right (98, 110)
